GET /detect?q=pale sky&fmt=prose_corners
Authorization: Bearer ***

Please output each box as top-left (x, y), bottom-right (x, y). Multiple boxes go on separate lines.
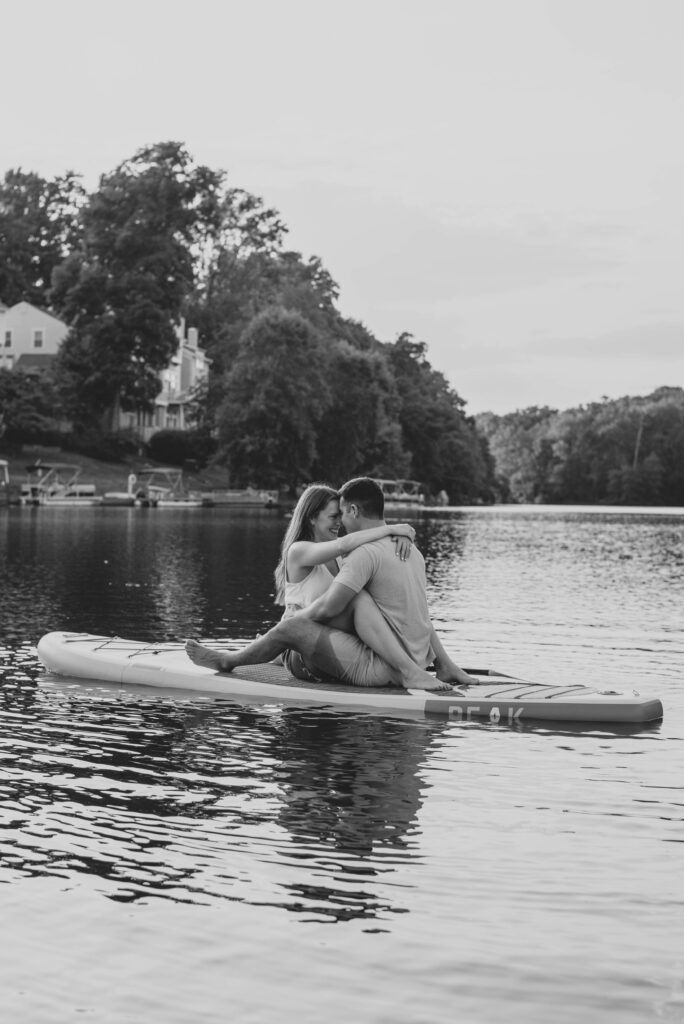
top-left (5, 0), bottom-right (683, 413)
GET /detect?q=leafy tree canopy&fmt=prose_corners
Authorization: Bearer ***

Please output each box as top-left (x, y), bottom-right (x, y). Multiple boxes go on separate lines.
top-left (215, 307), bottom-right (331, 489)
top-left (313, 341), bottom-right (409, 484)
top-left (477, 388), bottom-right (684, 505)
top-left (386, 333), bottom-right (493, 502)
top-left (52, 142), bottom-right (223, 427)
top-left (0, 169), bottom-right (86, 308)
top-left (0, 142), bottom-right (500, 502)
top-left (0, 366), bottom-right (61, 443)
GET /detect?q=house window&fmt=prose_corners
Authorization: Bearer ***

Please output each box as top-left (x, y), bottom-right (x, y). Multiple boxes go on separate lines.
top-left (3, 331), bottom-right (11, 348)
top-left (5, 355), bottom-right (13, 369)
top-left (33, 329), bottom-right (44, 348)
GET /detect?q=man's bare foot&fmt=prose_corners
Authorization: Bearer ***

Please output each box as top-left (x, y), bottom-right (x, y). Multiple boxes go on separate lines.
top-left (435, 664), bottom-right (476, 686)
top-left (185, 639), bottom-right (234, 673)
top-left (401, 668), bottom-right (454, 693)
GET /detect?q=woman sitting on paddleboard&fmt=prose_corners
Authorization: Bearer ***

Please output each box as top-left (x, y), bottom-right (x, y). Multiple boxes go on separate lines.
top-left (186, 483), bottom-right (458, 691)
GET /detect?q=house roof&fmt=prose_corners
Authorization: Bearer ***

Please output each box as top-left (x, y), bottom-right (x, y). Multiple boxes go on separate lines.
top-left (13, 353), bottom-right (57, 372)
top-left (4, 301), bottom-right (68, 329)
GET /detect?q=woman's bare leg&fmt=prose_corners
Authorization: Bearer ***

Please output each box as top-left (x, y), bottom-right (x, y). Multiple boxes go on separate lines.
top-left (186, 618), bottom-right (389, 685)
top-left (186, 624), bottom-right (291, 672)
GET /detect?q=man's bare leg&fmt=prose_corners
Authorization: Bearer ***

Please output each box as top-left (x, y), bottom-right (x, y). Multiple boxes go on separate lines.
top-left (328, 591), bottom-right (454, 692)
top-left (429, 628), bottom-right (476, 686)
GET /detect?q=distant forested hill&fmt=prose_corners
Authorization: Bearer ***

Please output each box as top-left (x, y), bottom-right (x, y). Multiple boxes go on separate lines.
top-left (476, 387), bottom-right (684, 505)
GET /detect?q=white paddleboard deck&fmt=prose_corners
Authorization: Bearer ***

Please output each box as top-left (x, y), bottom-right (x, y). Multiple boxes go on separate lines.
top-left (36, 632), bottom-right (664, 725)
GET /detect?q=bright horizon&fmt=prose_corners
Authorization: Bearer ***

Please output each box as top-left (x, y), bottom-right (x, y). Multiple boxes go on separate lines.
top-left (5, 0), bottom-right (683, 415)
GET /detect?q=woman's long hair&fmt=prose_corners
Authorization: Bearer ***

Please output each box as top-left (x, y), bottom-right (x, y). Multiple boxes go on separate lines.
top-left (274, 484), bottom-right (338, 604)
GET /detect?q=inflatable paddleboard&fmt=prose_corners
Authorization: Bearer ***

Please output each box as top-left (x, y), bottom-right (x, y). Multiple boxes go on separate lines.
top-left (36, 632), bottom-right (664, 725)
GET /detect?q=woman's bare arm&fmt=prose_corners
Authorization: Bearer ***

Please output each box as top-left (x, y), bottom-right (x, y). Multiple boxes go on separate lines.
top-left (288, 523), bottom-right (416, 573)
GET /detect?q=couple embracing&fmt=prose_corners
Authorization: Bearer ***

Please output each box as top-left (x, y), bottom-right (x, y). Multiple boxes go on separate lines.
top-left (187, 477), bottom-right (474, 693)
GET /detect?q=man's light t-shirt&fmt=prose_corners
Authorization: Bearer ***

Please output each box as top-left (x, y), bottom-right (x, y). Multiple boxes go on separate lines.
top-left (335, 537), bottom-right (435, 669)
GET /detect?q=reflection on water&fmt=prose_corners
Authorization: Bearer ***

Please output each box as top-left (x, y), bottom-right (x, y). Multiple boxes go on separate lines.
top-left (422, 508), bottom-right (684, 691)
top-left (0, 507), bottom-right (285, 640)
top-left (416, 515), bottom-right (468, 574)
top-left (1, 505), bottom-right (682, 1022)
top-left (4, 506), bottom-right (680, 672)
top-left (0, 669), bottom-right (443, 922)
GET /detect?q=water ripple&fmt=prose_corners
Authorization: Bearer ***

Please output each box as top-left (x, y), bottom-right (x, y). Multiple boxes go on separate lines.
top-left (1, 507), bottom-right (682, 1023)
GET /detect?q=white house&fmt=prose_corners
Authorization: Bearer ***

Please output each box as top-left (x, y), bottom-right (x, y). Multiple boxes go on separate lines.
top-left (113, 319), bottom-right (210, 441)
top-left (0, 302), bottom-right (209, 440)
top-left (0, 301), bottom-right (69, 371)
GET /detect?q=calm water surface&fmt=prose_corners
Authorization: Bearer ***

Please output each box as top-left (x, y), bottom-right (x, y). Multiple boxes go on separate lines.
top-left (0, 505), bottom-right (682, 1023)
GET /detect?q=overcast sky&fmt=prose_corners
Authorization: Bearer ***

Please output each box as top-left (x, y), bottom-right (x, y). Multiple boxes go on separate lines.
top-left (5, 0), bottom-right (683, 414)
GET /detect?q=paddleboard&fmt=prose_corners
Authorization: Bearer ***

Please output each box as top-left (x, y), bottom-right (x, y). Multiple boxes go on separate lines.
top-left (36, 631), bottom-right (664, 725)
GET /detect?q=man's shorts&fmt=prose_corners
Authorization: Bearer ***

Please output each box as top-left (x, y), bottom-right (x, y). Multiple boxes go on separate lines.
top-left (282, 629), bottom-right (394, 688)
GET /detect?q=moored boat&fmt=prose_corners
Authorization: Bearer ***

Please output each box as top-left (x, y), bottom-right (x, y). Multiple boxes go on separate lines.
top-left (102, 472), bottom-right (138, 506)
top-left (0, 459), bottom-right (21, 505)
top-left (20, 462), bottom-right (102, 506)
top-left (377, 479), bottom-right (426, 510)
top-left (210, 487), bottom-right (280, 507)
top-left (133, 466), bottom-right (214, 507)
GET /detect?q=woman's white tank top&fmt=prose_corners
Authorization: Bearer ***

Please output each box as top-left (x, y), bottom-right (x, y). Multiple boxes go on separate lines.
top-left (283, 562), bottom-right (337, 618)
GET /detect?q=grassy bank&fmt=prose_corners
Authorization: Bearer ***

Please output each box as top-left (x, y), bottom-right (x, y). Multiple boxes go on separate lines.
top-left (0, 446), bottom-right (235, 494)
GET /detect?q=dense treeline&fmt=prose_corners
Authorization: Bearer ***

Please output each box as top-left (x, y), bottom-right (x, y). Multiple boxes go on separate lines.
top-left (0, 142), bottom-right (492, 502)
top-left (2, 143), bottom-right (681, 506)
top-left (477, 387), bottom-right (684, 506)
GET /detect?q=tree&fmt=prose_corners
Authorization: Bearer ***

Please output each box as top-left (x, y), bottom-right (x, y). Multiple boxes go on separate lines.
top-left (185, 187), bottom-right (288, 368)
top-left (386, 334), bottom-right (495, 502)
top-left (638, 391), bottom-right (684, 505)
top-left (189, 243), bottom-right (340, 385)
top-left (313, 341), bottom-right (409, 482)
top-left (51, 142), bottom-right (222, 429)
top-left (184, 181), bottom-right (348, 435)
top-left (215, 307), bottom-right (331, 488)
top-left (479, 388), bottom-right (684, 505)
top-left (0, 169), bottom-right (86, 307)
top-left (475, 406), bottom-right (559, 503)
top-left (0, 366), bottom-right (61, 443)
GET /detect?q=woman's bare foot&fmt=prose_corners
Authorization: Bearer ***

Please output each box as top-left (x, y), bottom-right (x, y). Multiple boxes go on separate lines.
top-left (185, 639), bottom-right (234, 673)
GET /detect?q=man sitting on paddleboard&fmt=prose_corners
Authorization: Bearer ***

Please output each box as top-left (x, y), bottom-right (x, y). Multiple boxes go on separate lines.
top-left (296, 477), bottom-right (474, 689)
top-left (186, 477), bottom-right (473, 691)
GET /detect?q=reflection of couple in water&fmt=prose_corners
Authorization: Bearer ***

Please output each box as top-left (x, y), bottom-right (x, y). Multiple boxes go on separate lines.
top-left (187, 476), bottom-right (474, 692)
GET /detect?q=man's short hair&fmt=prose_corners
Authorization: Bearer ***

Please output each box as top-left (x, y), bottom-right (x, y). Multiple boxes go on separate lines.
top-left (338, 477), bottom-right (384, 518)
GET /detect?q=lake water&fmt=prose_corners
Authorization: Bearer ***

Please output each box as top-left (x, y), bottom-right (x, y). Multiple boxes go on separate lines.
top-left (0, 505), bottom-right (682, 1023)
